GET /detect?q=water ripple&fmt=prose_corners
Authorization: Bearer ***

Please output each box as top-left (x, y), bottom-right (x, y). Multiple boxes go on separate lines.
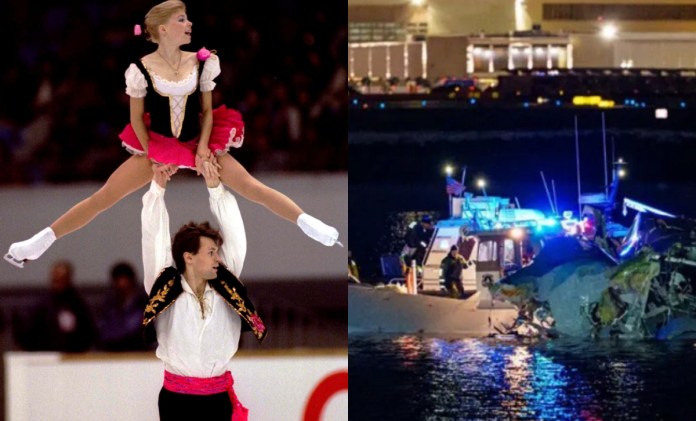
top-left (349, 335), bottom-right (696, 420)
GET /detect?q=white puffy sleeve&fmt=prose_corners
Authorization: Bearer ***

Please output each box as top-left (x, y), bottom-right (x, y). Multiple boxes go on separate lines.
top-left (125, 63), bottom-right (148, 98)
top-left (208, 184), bottom-right (246, 277)
top-left (199, 55), bottom-right (221, 92)
top-left (141, 181), bottom-right (173, 294)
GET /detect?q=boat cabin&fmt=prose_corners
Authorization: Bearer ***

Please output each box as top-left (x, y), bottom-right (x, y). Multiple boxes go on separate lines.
top-left (421, 194), bottom-right (553, 301)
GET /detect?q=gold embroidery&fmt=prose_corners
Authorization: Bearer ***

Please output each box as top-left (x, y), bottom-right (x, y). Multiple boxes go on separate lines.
top-left (221, 281), bottom-right (248, 314)
top-left (218, 280), bottom-right (267, 338)
top-left (143, 299), bottom-right (177, 326)
top-left (143, 278), bottom-right (175, 324)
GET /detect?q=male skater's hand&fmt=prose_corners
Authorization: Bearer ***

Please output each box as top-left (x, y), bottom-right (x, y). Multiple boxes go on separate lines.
top-left (152, 164), bottom-right (178, 188)
top-left (195, 150), bottom-right (221, 180)
top-left (201, 161), bottom-right (221, 189)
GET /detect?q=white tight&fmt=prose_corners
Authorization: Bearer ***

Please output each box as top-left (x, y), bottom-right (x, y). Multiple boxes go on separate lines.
top-left (49, 153), bottom-right (303, 239)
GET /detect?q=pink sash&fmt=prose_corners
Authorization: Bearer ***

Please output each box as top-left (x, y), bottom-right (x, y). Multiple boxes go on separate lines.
top-left (163, 370), bottom-right (248, 421)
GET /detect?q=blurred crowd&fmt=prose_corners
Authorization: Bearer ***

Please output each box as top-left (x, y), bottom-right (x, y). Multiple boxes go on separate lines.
top-left (0, 0), bottom-right (347, 185)
top-left (12, 260), bottom-right (153, 352)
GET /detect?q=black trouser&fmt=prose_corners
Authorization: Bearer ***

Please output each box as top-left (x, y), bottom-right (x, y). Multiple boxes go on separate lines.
top-left (445, 278), bottom-right (464, 298)
top-left (158, 387), bottom-right (232, 421)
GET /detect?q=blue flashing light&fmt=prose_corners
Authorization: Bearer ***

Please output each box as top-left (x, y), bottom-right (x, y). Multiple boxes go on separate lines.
top-left (541, 218), bottom-right (559, 227)
top-left (619, 238), bottom-right (636, 257)
top-left (523, 102), bottom-right (529, 108)
top-left (680, 102), bottom-right (687, 108)
top-left (379, 102), bottom-right (386, 109)
top-left (470, 98), bottom-right (477, 105)
top-left (352, 99), bottom-right (358, 106)
top-left (421, 100), bottom-right (427, 107)
top-left (555, 100), bottom-right (561, 106)
top-left (641, 102), bottom-right (647, 108)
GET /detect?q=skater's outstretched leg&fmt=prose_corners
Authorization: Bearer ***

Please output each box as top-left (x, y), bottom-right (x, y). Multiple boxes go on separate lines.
top-left (217, 153), bottom-right (302, 222)
top-left (5, 155), bottom-right (154, 267)
top-left (216, 153), bottom-right (339, 246)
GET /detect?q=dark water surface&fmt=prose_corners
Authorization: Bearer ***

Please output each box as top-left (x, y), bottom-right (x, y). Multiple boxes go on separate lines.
top-left (349, 335), bottom-right (696, 420)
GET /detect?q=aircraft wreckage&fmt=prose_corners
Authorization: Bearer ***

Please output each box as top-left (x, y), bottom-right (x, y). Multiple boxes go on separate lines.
top-left (491, 198), bottom-right (696, 340)
top-left (349, 161), bottom-right (696, 340)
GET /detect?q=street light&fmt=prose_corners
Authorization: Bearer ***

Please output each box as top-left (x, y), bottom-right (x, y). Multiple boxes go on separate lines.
top-left (477, 178), bottom-right (487, 197)
top-left (445, 165), bottom-right (453, 177)
top-left (614, 157), bottom-right (628, 179)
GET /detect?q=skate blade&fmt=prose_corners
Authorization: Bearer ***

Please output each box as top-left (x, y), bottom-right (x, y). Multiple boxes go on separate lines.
top-left (4, 253), bottom-right (25, 268)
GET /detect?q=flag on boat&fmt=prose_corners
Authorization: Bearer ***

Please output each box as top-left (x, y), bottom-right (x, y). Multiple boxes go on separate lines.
top-left (446, 176), bottom-right (465, 196)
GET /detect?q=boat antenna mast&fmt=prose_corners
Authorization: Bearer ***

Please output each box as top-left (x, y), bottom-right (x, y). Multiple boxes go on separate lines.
top-left (574, 115), bottom-right (582, 217)
top-left (540, 171), bottom-right (557, 216)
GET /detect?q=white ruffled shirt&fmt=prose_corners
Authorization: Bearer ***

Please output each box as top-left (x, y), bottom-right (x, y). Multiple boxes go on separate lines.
top-left (125, 55), bottom-right (221, 138)
top-left (141, 181), bottom-right (246, 377)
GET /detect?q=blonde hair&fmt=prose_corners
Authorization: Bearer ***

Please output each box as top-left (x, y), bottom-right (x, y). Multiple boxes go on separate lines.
top-left (144, 0), bottom-right (186, 43)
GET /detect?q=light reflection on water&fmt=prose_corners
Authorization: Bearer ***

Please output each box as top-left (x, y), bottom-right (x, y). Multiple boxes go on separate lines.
top-left (349, 335), bottom-right (696, 420)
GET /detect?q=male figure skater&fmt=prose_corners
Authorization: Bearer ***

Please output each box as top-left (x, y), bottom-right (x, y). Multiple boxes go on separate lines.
top-left (142, 164), bottom-right (265, 421)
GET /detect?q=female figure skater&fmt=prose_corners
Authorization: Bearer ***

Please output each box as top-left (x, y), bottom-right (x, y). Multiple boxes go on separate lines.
top-left (5, 0), bottom-right (339, 268)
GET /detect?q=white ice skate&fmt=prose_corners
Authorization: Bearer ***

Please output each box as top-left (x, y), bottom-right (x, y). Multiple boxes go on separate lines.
top-left (3, 253), bottom-right (25, 268)
top-left (297, 214), bottom-right (342, 247)
top-left (4, 227), bottom-right (56, 268)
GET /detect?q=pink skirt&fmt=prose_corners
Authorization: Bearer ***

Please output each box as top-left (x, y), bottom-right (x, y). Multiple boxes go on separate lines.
top-left (119, 105), bottom-right (244, 169)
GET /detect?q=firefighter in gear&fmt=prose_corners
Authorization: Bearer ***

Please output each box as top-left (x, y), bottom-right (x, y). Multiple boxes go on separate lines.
top-left (401, 214), bottom-right (434, 270)
top-left (440, 245), bottom-right (469, 298)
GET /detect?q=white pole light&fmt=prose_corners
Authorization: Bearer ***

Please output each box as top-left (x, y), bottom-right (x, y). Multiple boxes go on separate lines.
top-left (600, 23), bottom-right (618, 40)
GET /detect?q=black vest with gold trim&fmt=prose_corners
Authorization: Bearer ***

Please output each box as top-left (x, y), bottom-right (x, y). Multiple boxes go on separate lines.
top-left (143, 266), bottom-right (267, 343)
top-left (134, 60), bottom-right (203, 142)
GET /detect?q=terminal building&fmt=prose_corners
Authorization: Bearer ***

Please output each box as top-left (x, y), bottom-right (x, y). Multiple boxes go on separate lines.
top-left (348, 0), bottom-right (696, 82)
